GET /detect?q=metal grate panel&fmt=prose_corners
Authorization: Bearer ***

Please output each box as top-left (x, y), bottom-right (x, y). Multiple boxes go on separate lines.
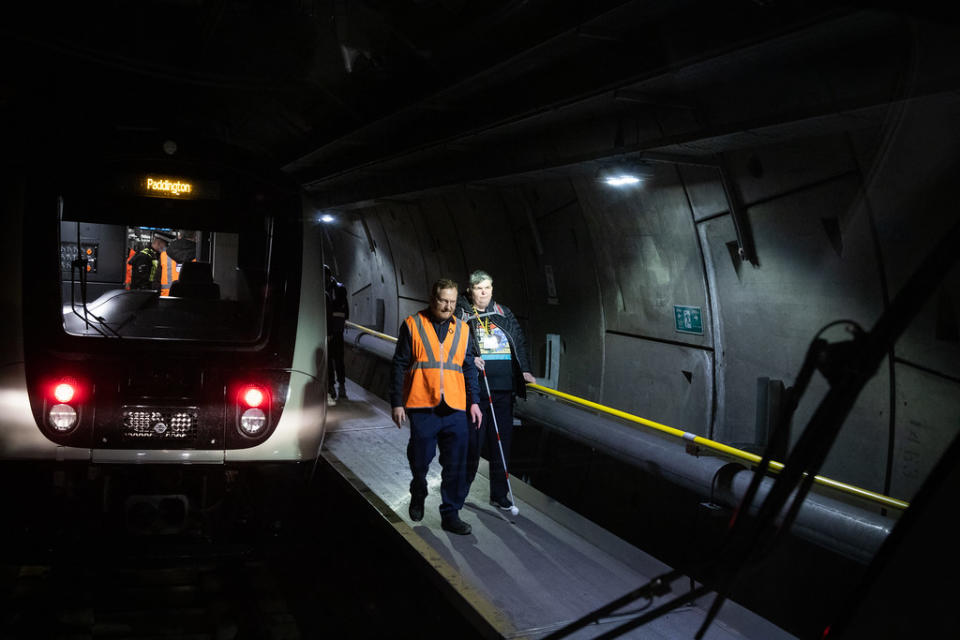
top-left (121, 407), bottom-right (199, 440)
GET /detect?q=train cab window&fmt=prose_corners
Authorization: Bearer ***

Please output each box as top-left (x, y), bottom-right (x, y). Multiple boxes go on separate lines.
top-left (60, 221), bottom-right (274, 343)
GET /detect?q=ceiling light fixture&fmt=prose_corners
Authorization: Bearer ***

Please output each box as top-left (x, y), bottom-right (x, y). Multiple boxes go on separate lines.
top-left (604, 175), bottom-right (641, 187)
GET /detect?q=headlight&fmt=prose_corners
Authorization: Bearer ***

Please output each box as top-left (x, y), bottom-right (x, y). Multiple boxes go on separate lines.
top-left (239, 408), bottom-right (266, 436)
top-left (49, 404), bottom-right (78, 431)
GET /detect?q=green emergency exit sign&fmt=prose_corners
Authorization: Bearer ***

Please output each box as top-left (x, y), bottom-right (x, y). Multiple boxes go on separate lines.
top-left (674, 305), bottom-right (703, 335)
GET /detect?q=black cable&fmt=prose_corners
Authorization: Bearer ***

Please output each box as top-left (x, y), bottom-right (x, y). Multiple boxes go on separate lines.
top-left (596, 584), bottom-right (712, 640)
top-left (691, 319), bottom-right (865, 636)
top-left (694, 218), bottom-right (960, 639)
top-left (812, 319), bottom-right (864, 340)
top-left (541, 569), bottom-right (684, 640)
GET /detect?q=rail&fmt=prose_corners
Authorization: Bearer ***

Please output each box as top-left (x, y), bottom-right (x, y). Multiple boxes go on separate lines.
top-left (346, 321), bottom-right (397, 343)
top-left (344, 320), bottom-right (910, 511)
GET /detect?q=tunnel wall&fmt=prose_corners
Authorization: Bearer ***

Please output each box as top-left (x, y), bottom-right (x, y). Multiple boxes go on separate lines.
top-left (322, 98), bottom-right (960, 504)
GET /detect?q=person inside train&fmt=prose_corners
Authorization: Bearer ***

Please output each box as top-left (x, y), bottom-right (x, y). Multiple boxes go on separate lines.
top-left (166, 229), bottom-right (197, 264)
top-left (457, 270), bottom-right (536, 512)
top-left (160, 230), bottom-right (198, 297)
top-left (127, 232), bottom-right (171, 291)
top-left (325, 265), bottom-right (349, 403)
top-left (390, 279), bottom-right (484, 535)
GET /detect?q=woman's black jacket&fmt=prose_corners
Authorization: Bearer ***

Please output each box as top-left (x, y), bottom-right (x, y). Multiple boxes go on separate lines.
top-left (456, 295), bottom-right (532, 399)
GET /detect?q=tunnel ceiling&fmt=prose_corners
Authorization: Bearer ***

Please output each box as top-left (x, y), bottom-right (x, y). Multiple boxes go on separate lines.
top-left (3, 1), bottom-right (954, 204)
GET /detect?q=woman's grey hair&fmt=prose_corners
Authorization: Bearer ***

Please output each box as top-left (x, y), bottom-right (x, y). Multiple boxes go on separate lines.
top-left (469, 270), bottom-right (493, 287)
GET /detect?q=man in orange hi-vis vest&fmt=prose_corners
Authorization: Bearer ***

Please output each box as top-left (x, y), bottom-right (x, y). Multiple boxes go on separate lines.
top-left (391, 279), bottom-right (483, 535)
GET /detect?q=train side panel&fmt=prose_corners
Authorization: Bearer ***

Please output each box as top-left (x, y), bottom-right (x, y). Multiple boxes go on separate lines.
top-left (227, 204), bottom-right (328, 462)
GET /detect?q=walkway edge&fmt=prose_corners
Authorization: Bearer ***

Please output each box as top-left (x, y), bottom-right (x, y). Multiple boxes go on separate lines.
top-left (320, 448), bottom-right (520, 640)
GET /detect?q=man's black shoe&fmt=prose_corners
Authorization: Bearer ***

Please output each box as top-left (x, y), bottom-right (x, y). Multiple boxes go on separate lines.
top-left (489, 496), bottom-right (513, 510)
top-left (441, 516), bottom-right (472, 535)
top-left (409, 495), bottom-right (425, 522)
top-left (338, 384), bottom-right (348, 400)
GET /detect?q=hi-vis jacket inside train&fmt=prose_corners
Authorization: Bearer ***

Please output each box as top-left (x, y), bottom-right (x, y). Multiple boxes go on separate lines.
top-left (126, 246), bottom-right (161, 291)
top-left (125, 248), bottom-right (195, 295)
top-left (391, 311), bottom-right (480, 411)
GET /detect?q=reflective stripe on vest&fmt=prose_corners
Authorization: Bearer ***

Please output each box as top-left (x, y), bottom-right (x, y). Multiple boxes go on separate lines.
top-left (403, 312), bottom-right (469, 410)
top-left (145, 249), bottom-right (159, 286)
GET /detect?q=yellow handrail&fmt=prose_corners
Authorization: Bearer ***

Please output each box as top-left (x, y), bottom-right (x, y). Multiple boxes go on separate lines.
top-left (346, 321), bottom-right (398, 343)
top-left (344, 321), bottom-right (910, 511)
top-left (528, 384), bottom-right (909, 511)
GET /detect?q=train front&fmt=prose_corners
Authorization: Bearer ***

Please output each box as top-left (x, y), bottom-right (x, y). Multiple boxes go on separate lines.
top-left (13, 139), bottom-right (327, 530)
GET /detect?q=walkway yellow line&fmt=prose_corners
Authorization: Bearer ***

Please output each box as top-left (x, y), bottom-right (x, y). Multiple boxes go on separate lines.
top-left (345, 321), bottom-right (910, 511)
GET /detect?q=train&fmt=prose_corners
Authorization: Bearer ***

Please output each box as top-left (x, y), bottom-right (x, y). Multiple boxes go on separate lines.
top-left (1, 131), bottom-right (328, 535)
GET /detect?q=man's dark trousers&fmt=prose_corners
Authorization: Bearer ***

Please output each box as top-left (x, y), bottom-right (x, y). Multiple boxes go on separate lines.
top-left (465, 392), bottom-right (513, 500)
top-left (407, 404), bottom-right (469, 519)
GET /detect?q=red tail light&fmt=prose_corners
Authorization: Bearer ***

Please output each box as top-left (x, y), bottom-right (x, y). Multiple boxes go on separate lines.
top-left (53, 380), bottom-right (77, 403)
top-left (241, 385), bottom-right (266, 408)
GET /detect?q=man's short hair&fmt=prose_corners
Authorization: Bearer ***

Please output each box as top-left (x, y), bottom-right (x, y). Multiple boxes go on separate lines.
top-left (469, 270), bottom-right (493, 287)
top-left (431, 278), bottom-right (458, 298)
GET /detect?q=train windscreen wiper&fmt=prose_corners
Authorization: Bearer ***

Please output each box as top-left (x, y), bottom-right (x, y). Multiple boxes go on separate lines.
top-left (63, 208), bottom-right (120, 338)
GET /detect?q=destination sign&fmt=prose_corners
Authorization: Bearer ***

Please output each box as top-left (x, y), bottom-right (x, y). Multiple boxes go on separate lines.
top-left (135, 175), bottom-right (220, 200)
top-left (145, 177), bottom-right (192, 196)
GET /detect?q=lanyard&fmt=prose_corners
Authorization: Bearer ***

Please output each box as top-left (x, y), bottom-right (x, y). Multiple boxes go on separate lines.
top-left (472, 305), bottom-right (491, 335)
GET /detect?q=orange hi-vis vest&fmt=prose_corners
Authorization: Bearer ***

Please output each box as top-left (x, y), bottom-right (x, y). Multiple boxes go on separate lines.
top-left (159, 251), bottom-right (196, 296)
top-left (402, 312), bottom-right (470, 411)
top-left (159, 251), bottom-right (178, 296)
top-left (124, 248), bottom-right (135, 289)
